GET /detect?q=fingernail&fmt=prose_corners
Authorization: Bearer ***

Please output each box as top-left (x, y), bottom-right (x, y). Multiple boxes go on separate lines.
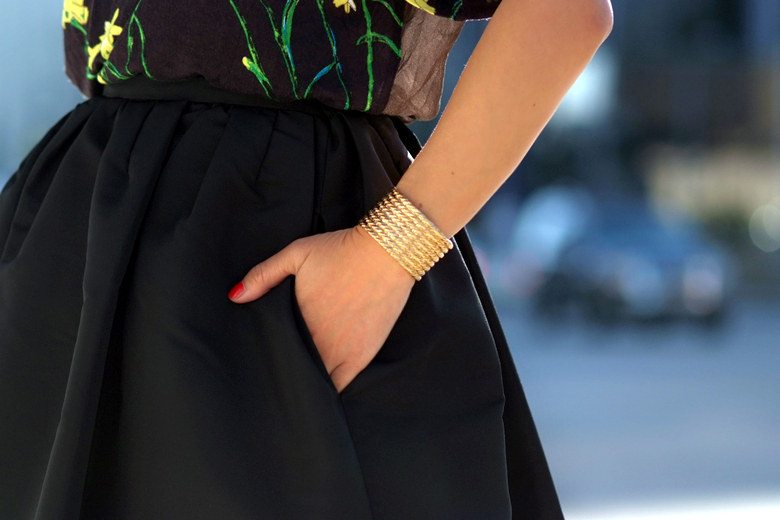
top-left (228, 281), bottom-right (245, 301)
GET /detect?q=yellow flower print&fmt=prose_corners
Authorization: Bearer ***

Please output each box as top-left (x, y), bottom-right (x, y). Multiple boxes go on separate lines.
top-left (403, 0), bottom-right (436, 15)
top-left (87, 43), bottom-right (101, 71)
top-left (87, 8), bottom-right (123, 71)
top-left (62, 0), bottom-right (89, 29)
top-left (97, 70), bottom-right (110, 85)
top-left (332, 0), bottom-right (357, 14)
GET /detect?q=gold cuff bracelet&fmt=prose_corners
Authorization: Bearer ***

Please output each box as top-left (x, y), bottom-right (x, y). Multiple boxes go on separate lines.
top-left (358, 187), bottom-right (454, 281)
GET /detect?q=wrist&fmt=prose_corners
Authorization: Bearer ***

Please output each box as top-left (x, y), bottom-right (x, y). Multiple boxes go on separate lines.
top-left (351, 224), bottom-right (417, 286)
top-left (395, 175), bottom-right (461, 240)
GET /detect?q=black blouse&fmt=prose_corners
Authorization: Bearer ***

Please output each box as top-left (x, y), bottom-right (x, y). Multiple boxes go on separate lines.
top-left (62, 0), bottom-right (501, 122)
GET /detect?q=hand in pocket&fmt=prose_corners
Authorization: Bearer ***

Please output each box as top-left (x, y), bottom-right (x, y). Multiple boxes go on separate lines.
top-left (228, 225), bottom-right (415, 393)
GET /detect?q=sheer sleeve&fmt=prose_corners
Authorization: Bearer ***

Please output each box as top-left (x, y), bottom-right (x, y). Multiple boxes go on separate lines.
top-left (403, 0), bottom-right (502, 21)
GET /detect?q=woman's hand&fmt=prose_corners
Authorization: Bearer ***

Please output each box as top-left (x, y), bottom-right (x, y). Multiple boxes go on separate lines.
top-left (227, 224), bottom-right (416, 393)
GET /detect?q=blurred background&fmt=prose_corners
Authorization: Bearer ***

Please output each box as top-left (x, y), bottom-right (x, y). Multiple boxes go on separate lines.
top-left (2, 2), bottom-right (779, 518)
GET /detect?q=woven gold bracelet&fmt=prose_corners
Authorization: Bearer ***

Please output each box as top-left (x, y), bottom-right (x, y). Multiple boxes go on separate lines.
top-left (358, 187), bottom-right (454, 281)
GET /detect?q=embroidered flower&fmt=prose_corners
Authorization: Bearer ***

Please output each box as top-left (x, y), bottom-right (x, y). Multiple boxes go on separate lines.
top-left (332, 0), bottom-right (357, 14)
top-left (62, 0), bottom-right (89, 29)
top-left (96, 72), bottom-right (107, 84)
top-left (87, 8), bottom-right (123, 71)
top-left (403, 0), bottom-right (436, 15)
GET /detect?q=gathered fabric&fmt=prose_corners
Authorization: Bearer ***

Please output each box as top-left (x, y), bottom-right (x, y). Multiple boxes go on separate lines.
top-left (0, 84), bottom-right (562, 519)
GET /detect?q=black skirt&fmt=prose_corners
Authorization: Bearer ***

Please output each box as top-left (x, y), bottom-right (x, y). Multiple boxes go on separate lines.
top-left (0, 77), bottom-right (564, 520)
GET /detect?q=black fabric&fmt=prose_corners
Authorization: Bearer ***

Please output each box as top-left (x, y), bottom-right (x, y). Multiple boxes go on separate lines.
top-left (0, 80), bottom-right (564, 519)
top-left (423, 0), bottom-right (503, 21)
top-left (391, 117), bottom-right (566, 520)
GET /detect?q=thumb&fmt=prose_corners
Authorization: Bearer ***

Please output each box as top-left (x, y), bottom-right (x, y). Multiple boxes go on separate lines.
top-left (228, 238), bottom-right (308, 304)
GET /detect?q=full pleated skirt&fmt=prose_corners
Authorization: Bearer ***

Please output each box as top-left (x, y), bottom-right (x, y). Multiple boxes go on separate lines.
top-left (0, 93), bottom-right (564, 519)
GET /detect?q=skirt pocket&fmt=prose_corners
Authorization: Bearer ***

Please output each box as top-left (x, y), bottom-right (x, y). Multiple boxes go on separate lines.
top-left (336, 242), bottom-right (506, 408)
top-left (331, 243), bottom-right (512, 518)
top-left (289, 275), bottom-right (342, 396)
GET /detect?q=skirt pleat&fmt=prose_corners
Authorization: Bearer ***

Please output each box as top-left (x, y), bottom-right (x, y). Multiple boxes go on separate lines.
top-left (0, 95), bottom-right (563, 519)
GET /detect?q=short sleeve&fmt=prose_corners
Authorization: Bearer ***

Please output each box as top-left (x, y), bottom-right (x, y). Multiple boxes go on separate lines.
top-left (404, 0), bottom-right (502, 21)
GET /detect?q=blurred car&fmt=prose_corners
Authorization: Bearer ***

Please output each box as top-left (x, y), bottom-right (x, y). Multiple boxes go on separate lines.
top-left (499, 184), bottom-right (596, 299)
top-left (500, 185), bottom-right (594, 299)
top-left (501, 185), bottom-right (738, 325)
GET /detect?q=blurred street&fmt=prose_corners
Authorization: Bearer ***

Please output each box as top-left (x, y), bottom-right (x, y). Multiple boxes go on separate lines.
top-left (492, 292), bottom-right (780, 514)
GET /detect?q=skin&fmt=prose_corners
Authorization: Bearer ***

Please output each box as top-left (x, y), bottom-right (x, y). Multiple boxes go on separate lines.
top-left (229, 0), bottom-right (615, 393)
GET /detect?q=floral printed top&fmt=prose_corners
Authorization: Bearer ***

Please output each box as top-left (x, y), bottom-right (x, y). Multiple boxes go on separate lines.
top-left (62, 0), bottom-right (501, 122)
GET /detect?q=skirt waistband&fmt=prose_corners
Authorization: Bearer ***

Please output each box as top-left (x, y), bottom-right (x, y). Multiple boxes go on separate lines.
top-left (101, 75), bottom-right (424, 160)
top-left (102, 76), bottom-right (352, 119)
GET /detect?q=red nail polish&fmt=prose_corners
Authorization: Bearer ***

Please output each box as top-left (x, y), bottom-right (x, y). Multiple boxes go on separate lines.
top-left (228, 281), bottom-right (245, 300)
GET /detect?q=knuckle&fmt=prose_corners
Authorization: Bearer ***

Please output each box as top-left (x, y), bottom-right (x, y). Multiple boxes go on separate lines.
top-left (248, 264), bottom-right (267, 286)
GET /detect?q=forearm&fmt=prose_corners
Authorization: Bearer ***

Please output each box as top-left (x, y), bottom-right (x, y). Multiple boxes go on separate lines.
top-left (394, 0), bottom-right (614, 239)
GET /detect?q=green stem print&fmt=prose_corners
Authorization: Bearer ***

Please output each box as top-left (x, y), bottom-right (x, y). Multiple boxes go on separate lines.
top-left (374, 0), bottom-right (405, 27)
top-left (312, 0), bottom-right (351, 108)
top-left (63, 0), bottom-right (409, 113)
top-left (97, 0), bottom-right (155, 85)
top-left (449, 0), bottom-right (463, 19)
top-left (101, 60), bottom-right (131, 82)
top-left (258, 0), bottom-right (301, 98)
top-left (62, 0), bottom-right (99, 81)
top-left (230, 0), bottom-right (346, 104)
top-left (229, 0), bottom-right (276, 99)
top-left (68, 19), bottom-right (88, 38)
top-left (62, 0), bottom-right (155, 85)
top-left (356, 0), bottom-right (402, 111)
top-left (124, 0), bottom-right (155, 78)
